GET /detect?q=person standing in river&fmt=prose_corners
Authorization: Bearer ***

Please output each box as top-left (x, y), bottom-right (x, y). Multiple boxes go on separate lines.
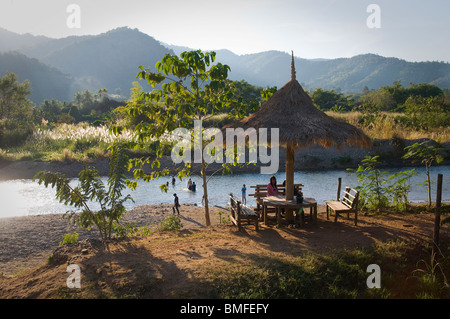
top-left (173, 193), bottom-right (180, 215)
top-left (241, 184), bottom-right (247, 205)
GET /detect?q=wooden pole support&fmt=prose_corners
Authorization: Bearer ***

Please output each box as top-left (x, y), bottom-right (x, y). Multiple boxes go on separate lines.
top-left (337, 177), bottom-right (342, 201)
top-left (432, 174), bottom-right (443, 253)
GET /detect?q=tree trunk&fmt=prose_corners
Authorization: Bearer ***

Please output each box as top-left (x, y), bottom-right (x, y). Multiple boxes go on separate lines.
top-left (285, 143), bottom-right (295, 222)
top-left (201, 159), bottom-right (211, 227)
top-left (285, 143), bottom-right (295, 200)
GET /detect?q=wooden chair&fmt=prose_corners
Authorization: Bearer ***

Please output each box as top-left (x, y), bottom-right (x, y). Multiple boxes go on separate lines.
top-left (229, 193), bottom-right (259, 231)
top-left (324, 187), bottom-right (359, 225)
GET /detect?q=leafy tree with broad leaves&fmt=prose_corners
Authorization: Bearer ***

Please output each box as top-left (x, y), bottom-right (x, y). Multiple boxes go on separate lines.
top-left (261, 86), bottom-right (277, 101)
top-left (112, 50), bottom-right (249, 226)
top-left (33, 145), bottom-right (133, 241)
top-left (349, 156), bottom-right (389, 211)
top-left (349, 155), bottom-right (416, 212)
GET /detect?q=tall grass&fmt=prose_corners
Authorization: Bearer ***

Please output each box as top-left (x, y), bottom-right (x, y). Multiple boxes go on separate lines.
top-left (0, 122), bottom-right (175, 162)
top-left (1, 123), bottom-right (136, 162)
top-left (1, 112), bottom-right (447, 163)
top-left (33, 123), bottom-right (136, 144)
top-left (327, 111), bottom-right (450, 142)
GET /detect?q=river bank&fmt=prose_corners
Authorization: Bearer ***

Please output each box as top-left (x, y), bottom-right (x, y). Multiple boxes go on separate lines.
top-left (0, 203), bottom-right (220, 276)
top-left (1, 138), bottom-right (449, 181)
top-left (0, 202), bottom-right (447, 278)
top-left (1, 202), bottom-right (449, 299)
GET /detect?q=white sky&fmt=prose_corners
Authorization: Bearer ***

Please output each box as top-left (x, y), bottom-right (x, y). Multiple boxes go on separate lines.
top-left (0, 0), bottom-right (449, 62)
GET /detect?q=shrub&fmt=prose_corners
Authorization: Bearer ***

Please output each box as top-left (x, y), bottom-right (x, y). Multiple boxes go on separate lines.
top-left (348, 156), bottom-right (416, 212)
top-left (157, 215), bottom-right (183, 232)
top-left (349, 156), bottom-right (389, 211)
top-left (59, 232), bottom-right (79, 246)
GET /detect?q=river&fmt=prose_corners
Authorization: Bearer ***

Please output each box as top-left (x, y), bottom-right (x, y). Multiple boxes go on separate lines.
top-left (0, 166), bottom-right (448, 218)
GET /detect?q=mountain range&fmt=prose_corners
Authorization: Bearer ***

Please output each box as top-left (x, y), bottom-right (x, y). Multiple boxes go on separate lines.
top-left (1, 26), bottom-right (449, 105)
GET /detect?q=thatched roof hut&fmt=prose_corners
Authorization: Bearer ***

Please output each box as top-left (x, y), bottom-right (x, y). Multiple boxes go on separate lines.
top-left (224, 52), bottom-right (371, 202)
top-left (226, 52), bottom-right (371, 151)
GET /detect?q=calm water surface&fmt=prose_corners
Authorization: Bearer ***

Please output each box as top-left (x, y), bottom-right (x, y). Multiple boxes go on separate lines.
top-left (0, 166), bottom-right (448, 218)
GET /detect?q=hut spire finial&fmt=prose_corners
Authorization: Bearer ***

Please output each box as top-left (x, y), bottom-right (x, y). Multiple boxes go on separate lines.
top-left (291, 51), bottom-right (296, 81)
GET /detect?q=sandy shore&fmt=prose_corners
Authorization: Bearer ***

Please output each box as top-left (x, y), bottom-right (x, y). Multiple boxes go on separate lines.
top-left (0, 203), bottom-right (224, 276)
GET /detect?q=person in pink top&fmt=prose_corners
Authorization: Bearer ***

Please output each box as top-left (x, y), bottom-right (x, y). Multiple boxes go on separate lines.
top-left (267, 176), bottom-right (279, 197)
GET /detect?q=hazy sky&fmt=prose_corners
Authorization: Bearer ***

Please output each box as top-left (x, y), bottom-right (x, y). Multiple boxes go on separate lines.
top-left (0, 0), bottom-right (449, 62)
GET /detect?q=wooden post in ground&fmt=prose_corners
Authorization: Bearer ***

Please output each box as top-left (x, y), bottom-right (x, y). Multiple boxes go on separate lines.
top-left (337, 177), bottom-right (342, 201)
top-left (432, 174), bottom-right (443, 255)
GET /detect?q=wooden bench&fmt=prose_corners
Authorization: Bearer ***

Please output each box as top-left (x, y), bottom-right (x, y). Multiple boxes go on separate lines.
top-left (249, 184), bottom-right (303, 220)
top-left (229, 193), bottom-right (259, 231)
top-left (324, 187), bottom-right (359, 225)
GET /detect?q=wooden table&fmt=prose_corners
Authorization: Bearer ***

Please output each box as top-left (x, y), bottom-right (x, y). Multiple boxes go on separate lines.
top-left (262, 196), bottom-right (317, 227)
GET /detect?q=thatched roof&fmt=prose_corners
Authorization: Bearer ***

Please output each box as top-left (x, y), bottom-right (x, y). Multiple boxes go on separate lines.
top-left (223, 53), bottom-right (371, 151)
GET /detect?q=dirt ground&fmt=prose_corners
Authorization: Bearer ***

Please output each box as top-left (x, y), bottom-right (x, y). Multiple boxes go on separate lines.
top-left (0, 203), bottom-right (218, 276)
top-left (0, 203), bottom-right (448, 298)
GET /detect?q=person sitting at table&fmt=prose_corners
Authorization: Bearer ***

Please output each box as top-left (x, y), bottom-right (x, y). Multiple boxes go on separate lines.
top-left (267, 176), bottom-right (279, 196)
top-left (282, 180), bottom-right (301, 197)
top-left (282, 180), bottom-right (303, 204)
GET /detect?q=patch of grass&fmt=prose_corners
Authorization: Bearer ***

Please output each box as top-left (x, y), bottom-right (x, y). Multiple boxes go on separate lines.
top-left (201, 240), bottom-right (440, 299)
top-left (202, 251), bottom-right (384, 298)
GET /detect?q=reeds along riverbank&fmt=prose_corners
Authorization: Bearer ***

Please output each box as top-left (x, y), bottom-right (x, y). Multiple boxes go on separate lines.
top-left (326, 111), bottom-right (450, 142)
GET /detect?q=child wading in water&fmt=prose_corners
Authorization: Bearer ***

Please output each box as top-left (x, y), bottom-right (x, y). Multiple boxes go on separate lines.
top-left (241, 184), bottom-right (247, 205)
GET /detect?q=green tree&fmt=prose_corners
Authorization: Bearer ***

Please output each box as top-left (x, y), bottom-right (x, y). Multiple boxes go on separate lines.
top-left (228, 80), bottom-right (264, 115)
top-left (403, 141), bottom-right (445, 209)
top-left (406, 83), bottom-right (443, 100)
top-left (37, 99), bottom-right (65, 123)
top-left (261, 86), bottom-right (278, 101)
top-left (360, 88), bottom-right (396, 112)
top-left (311, 88), bottom-right (353, 111)
top-left (95, 88), bottom-right (108, 101)
top-left (113, 81), bottom-right (154, 129)
top-left (382, 81), bottom-right (408, 106)
top-left (0, 72), bottom-right (34, 146)
top-left (402, 96), bottom-right (450, 130)
top-left (74, 90), bottom-right (95, 114)
top-left (113, 50), bottom-right (246, 226)
top-left (33, 146), bottom-right (133, 241)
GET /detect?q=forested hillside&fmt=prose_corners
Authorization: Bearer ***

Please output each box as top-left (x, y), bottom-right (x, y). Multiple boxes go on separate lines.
top-left (0, 51), bottom-right (73, 104)
top-left (1, 27), bottom-right (449, 104)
